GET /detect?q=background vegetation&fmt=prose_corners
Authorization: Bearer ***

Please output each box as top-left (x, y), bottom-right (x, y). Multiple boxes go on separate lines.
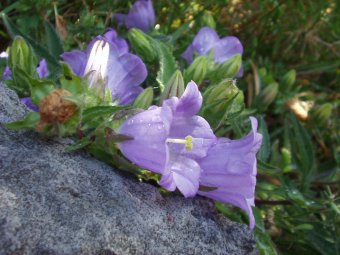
top-left (0, 1), bottom-right (339, 254)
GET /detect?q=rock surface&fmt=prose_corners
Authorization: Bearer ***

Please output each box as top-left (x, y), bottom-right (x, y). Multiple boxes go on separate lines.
top-left (0, 82), bottom-right (257, 255)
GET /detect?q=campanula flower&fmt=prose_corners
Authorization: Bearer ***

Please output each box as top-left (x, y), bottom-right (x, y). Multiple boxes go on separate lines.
top-left (119, 81), bottom-right (216, 197)
top-left (114, 0), bottom-right (156, 32)
top-left (182, 27), bottom-right (244, 76)
top-left (61, 28), bottom-right (147, 105)
top-left (197, 117), bottom-right (262, 229)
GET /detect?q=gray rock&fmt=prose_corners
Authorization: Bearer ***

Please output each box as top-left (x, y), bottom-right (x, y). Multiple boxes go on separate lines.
top-left (0, 82), bottom-right (257, 255)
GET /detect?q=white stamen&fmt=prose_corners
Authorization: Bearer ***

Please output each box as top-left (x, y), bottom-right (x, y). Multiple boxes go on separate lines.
top-left (166, 135), bottom-right (193, 151)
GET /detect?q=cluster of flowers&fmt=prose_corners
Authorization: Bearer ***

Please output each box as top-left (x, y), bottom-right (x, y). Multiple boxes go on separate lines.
top-left (1, 0), bottom-right (262, 229)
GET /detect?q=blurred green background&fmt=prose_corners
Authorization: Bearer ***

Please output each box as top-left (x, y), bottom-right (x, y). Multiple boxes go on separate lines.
top-left (0, 1), bottom-right (339, 254)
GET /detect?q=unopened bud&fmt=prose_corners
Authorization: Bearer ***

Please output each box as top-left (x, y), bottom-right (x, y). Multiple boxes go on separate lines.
top-left (9, 36), bottom-right (36, 76)
top-left (37, 89), bottom-right (77, 131)
top-left (201, 11), bottom-right (216, 29)
top-left (215, 54), bottom-right (242, 79)
top-left (160, 70), bottom-right (184, 103)
top-left (202, 79), bottom-right (240, 127)
top-left (128, 28), bottom-right (156, 62)
top-left (311, 103), bottom-right (332, 125)
top-left (133, 87), bottom-right (154, 109)
top-left (281, 69), bottom-right (296, 91)
top-left (184, 56), bottom-right (208, 84)
top-left (254, 82), bottom-right (278, 111)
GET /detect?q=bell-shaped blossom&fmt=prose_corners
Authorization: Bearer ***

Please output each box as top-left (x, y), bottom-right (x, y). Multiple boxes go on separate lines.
top-left (119, 81), bottom-right (216, 197)
top-left (61, 28), bottom-right (147, 105)
top-left (197, 117), bottom-right (262, 229)
top-left (182, 27), bottom-right (244, 76)
top-left (114, 0), bottom-right (156, 32)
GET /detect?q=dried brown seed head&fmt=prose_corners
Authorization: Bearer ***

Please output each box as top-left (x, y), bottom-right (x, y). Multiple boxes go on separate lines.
top-left (36, 89), bottom-right (77, 131)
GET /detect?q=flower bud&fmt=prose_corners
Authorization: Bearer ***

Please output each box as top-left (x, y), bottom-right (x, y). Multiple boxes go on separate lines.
top-left (128, 28), bottom-right (156, 62)
top-left (281, 69), bottom-right (296, 91)
top-left (202, 79), bottom-right (240, 127)
top-left (9, 36), bottom-right (36, 76)
top-left (133, 87), bottom-right (154, 109)
top-left (36, 89), bottom-right (77, 131)
top-left (201, 11), bottom-right (216, 29)
top-left (254, 82), bottom-right (278, 111)
top-left (184, 56), bottom-right (208, 84)
top-left (216, 54), bottom-right (242, 78)
top-left (160, 70), bottom-right (184, 103)
top-left (311, 103), bottom-right (332, 126)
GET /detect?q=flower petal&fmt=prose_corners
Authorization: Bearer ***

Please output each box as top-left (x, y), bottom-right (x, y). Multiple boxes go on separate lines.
top-left (36, 59), bottom-right (49, 78)
top-left (20, 97), bottom-right (39, 112)
top-left (61, 50), bottom-right (87, 76)
top-left (160, 154), bottom-right (200, 198)
top-left (119, 106), bottom-right (172, 173)
top-left (164, 81), bottom-right (202, 117)
top-left (181, 45), bottom-right (194, 63)
top-left (192, 27), bottom-right (219, 56)
top-left (126, 0), bottom-right (155, 32)
top-left (214, 36), bottom-right (243, 64)
top-left (103, 28), bottom-right (129, 55)
top-left (198, 189), bottom-right (255, 229)
top-left (106, 50), bottom-right (147, 104)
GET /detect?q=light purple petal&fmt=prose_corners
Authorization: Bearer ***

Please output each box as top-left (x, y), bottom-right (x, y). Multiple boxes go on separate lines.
top-left (36, 59), bottom-right (49, 78)
top-left (197, 117), bottom-right (262, 229)
top-left (2, 66), bottom-right (11, 80)
top-left (160, 154), bottom-right (200, 198)
top-left (214, 36), bottom-right (243, 64)
top-left (61, 50), bottom-right (87, 76)
top-left (181, 45), bottom-right (194, 63)
top-left (119, 106), bottom-right (172, 173)
top-left (236, 64), bottom-right (244, 77)
top-left (120, 86), bottom-right (144, 105)
top-left (191, 27), bottom-right (219, 56)
top-left (163, 81), bottom-right (202, 117)
top-left (114, 13), bottom-right (127, 27)
top-left (20, 97), bottom-right (39, 112)
top-left (176, 81), bottom-right (202, 116)
top-left (198, 190), bottom-right (255, 229)
top-left (126, 0), bottom-right (156, 32)
top-left (103, 28), bottom-right (129, 54)
top-left (106, 49), bottom-right (147, 104)
top-left (168, 115), bottom-right (215, 158)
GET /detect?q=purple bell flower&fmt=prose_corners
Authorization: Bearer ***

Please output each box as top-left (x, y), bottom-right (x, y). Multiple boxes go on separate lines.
top-left (114, 0), bottom-right (156, 32)
top-left (119, 81), bottom-right (216, 197)
top-left (182, 27), bottom-right (244, 76)
top-left (197, 117), bottom-right (262, 229)
top-left (61, 28), bottom-right (147, 105)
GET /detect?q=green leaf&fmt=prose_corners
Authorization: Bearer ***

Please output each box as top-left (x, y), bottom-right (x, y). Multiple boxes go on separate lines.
top-left (29, 78), bottom-right (55, 105)
top-left (258, 159), bottom-right (280, 171)
top-left (5, 112), bottom-right (40, 130)
top-left (286, 114), bottom-right (315, 185)
top-left (82, 106), bottom-right (127, 124)
top-left (155, 41), bottom-right (178, 91)
top-left (253, 208), bottom-right (279, 255)
top-left (65, 137), bottom-right (92, 152)
top-left (257, 116), bottom-right (270, 161)
top-left (60, 63), bottom-right (86, 95)
top-left (44, 20), bottom-right (63, 59)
